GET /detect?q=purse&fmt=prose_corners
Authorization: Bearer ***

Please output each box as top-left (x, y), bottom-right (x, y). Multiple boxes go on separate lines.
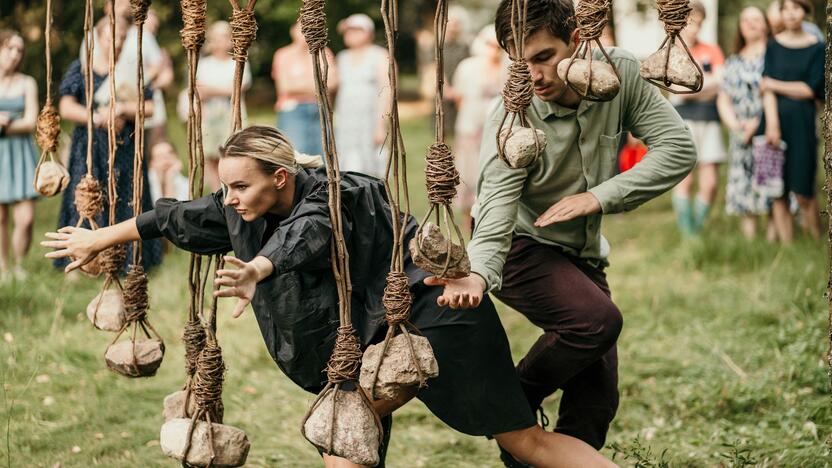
top-left (751, 135), bottom-right (787, 198)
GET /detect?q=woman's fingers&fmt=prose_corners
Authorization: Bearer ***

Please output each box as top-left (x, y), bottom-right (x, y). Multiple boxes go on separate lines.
top-left (65, 257), bottom-right (85, 273)
top-left (214, 276), bottom-right (236, 288)
top-left (41, 240), bottom-right (67, 249)
top-left (44, 249), bottom-right (71, 259)
top-left (223, 255), bottom-right (246, 268)
top-left (215, 269), bottom-right (241, 280)
top-left (231, 298), bottom-right (250, 318)
top-left (213, 286), bottom-right (240, 298)
top-left (58, 226), bottom-right (77, 234)
top-left (44, 232), bottom-right (69, 240)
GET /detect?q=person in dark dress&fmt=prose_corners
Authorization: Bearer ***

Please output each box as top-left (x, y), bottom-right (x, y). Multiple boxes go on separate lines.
top-left (43, 125), bottom-right (614, 468)
top-left (57, 16), bottom-right (161, 272)
top-left (760, 0), bottom-right (824, 242)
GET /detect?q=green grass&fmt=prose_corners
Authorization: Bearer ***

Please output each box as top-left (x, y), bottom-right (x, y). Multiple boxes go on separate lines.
top-left (1, 111), bottom-right (830, 467)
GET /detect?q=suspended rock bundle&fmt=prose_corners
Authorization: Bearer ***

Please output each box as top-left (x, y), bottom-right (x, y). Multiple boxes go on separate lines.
top-left (557, 0), bottom-right (620, 101)
top-left (639, 0), bottom-right (703, 93)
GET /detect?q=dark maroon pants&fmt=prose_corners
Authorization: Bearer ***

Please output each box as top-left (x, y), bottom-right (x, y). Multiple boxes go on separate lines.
top-left (494, 236), bottom-right (622, 449)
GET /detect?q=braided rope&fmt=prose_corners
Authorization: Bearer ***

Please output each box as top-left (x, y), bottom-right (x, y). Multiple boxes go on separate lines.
top-left (100, 244), bottom-right (127, 278)
top-left (123, 265), bottom-right (149, 323)
top-left (130, 0), bottom-right (150, 25)
top-left (576, 0), bottom-right (609, 41)
top-left (75, 175), bottom-right (104, 223)
top-left (382, 272), bottom-right (412, 326)
top-left (180, 0), bottom-right (207, 51)
top-left (502, 60), bottom-right (533, 114)
top-left (193, 341), bottom-right (225, 423)
top-left (424, 142), bottom-right (458, 205)
top-left (36, 105), bottom-right (60, 154)
top-left (299, 0), bottom-right (327, 53)
top-left (183, 318), bottom-right (206, 377)
top-left (325, 326), bottom-right (363, 383)
top-left (658, 0), bottom-right (692, 35)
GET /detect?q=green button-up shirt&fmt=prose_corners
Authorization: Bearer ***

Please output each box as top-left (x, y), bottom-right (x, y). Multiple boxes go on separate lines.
top-left (468, 47), bottom-right (696, 293)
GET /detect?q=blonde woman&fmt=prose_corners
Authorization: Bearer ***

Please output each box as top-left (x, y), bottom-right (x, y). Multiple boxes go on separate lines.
top-left (44, 125), bottom-right (614, 468)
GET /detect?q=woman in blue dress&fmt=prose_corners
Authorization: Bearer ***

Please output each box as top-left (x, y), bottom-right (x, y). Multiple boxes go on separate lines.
top-left (717, 6), bottom-right (771, 239)
top-left (0, 30), bottom-right (40, 281)
top-left (760, 0), bottom-right (824, 242)
top-left (57, 17), bottom-right (161, 272)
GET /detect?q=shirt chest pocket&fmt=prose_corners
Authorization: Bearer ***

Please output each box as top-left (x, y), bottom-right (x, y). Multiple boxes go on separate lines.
top-left (594, 132), bottom-right (623, 185)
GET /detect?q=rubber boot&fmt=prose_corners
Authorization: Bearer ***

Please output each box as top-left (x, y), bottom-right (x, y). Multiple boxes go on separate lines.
top-left (672, 194), bottom-right (694, 236)
top-left (692, 197), bottom-right (711, 234)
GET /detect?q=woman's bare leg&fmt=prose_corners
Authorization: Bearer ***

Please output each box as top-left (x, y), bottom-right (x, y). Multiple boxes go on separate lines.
top-left (740, 215), bottom-right (757, 240)
top-left (11, 200), bottom-right (35, 265)
top-left (796, 195), bottom-right (821, 240)
top-left (494, 425), bottom-right (617, 468)
top-left (697, 163), bottom-right (719, 204)
top-left (771, 198), bottom-right (793, 244)
top-left (0, 204), bottom-right (9, 274)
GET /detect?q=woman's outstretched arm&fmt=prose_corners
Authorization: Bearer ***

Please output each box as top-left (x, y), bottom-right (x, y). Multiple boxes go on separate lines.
top-left (42, 218), bottom-right (141, 272)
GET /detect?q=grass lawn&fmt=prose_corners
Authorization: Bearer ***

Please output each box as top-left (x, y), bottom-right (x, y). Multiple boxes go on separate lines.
top-left (0, 109), bottom-right (829, 467)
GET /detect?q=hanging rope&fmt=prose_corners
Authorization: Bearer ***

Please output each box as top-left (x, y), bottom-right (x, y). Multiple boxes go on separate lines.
top-left (229, 0), bottom-right (257, 131)
top-left (299, 0), bottom-right (383, 458)
top-left (560, 0), bottom-right (620, 102)
top-left (409, 0), bottom-right (468, 282)
top-left (495, 0), bottom-right (544, 168)
top-left (32, 0), bottom-right (69, 198)
top-left (640, 0), bottom-right (703, 93)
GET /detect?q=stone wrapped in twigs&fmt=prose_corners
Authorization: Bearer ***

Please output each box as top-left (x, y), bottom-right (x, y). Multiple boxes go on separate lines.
top-left (557, 58), bottom-right (620, 101)
top-left (34, 161), bottom-right (69, 197)
top-left (303, 386), bottom-right (380, 467)
top-left (105, 339), bottom-right (165, 377)
top-left (160, 418), bottom-right (250, 467)
top-left (408, 222), bottom-right (470, 279)
top-left (640, 43), bottom-right (702, 90)
top-left (163, 389), bottom-right (200, 421)
top-left (360, 334), bottom-right (438, 400)
top-left (86, 288), bottom-right (126, 332)
top-left (498, 127), bottom-right (547, 169)
top-left (79, 255), bottom-right (103, 277)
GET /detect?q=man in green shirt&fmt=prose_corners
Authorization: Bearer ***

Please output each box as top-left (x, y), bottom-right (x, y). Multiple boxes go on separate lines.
top-left (425, 0), bottom-right (696, 454)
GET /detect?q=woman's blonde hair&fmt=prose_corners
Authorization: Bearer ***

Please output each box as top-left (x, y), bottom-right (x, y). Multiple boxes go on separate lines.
top-left (219, 125), bottom-right (323, 175)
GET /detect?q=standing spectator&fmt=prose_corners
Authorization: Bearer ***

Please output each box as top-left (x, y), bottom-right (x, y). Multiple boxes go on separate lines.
top-left (761, 0), bottom-right (824, 242)
top-left (451, 25), bottom-right (505, 231)
top-left (198, 21), bottom-right (252, 191)
top-left (334, 14), bottom-right (389, 178)
top-left (57, 17), bottom-right (161, 272)
top-left (272, 22), bottom-right (337, 156)
top-left (766, 0), bottom-right (824, 42)
top-left (148, 140), bottom-right (189, 202)
top-left (0, 30), bottom-right (38, 281)
top-left (144, 8), bottom-right (175, 144)
top-left (717, 6), bottom-right (771, 239)
top-left (438, 6), bottom-right (471, 140)
top-left (670, 1), bottom-right (726, 236)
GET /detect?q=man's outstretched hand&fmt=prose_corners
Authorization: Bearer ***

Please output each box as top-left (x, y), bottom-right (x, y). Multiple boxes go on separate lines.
top-left (534, 192), bottom-right (601, 227)
top-left (424, 274), bottom-right (487, 309)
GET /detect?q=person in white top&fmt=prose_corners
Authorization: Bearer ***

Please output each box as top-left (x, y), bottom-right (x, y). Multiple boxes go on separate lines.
top-left (197, 21), bottom-right (252, 191)
top-left (334, 14), bottom-right (389, 178)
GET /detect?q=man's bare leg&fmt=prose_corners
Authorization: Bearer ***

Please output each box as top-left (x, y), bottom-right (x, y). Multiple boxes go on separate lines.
top-left (494, 425), bottom-right (617, 468)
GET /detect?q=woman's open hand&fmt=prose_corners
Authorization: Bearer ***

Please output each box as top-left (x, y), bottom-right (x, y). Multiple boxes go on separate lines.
top-left (213, 255), bottom-right (274, 318)
top-left (41, 226), bottom-right (103, 272)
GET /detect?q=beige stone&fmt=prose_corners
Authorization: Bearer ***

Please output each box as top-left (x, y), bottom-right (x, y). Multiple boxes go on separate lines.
top-left (557, 58), bottom-right (620, 101)
top-left (499, 127), bottom-right (547, 169)
top-left (163, 390), bottom-right (198, 421)
top-left (34, 161), bottom-right (69, 197)
top-left (86, 289), bottom-right (125, 332)
top-left (303, 388), bottom-right (380, 466)
top-left (408, 222), bottom-right (470, 279)
top-left (160, 418), bottom-right (250, 467)
top-left (105, 339), bottom-right (164, 377)
top-left (360, 334), bottom-right (439, 400)
top-left (640, 43), bottom-right (702, 89)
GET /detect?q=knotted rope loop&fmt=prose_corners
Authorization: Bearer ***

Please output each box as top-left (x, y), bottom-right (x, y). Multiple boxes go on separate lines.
top-left (193, 341), bottom-right (225, 422)
top-left (502, 59), bottom-right (533, 114)
top-left (180, 0), bottom-right (207, 51)
top-left (123, 264), bottom-right (149, 323)
top-left (325, 326), bottom-right (363, 384)
top-left (230, 7), bottom-right (257, 61)
top-left (575, 0), bottom-right (609, 42)
top-left (424, 142), bottom-right (458, 205)
top-left (183, 318), bottom-right (206, 377)
top-left (75, 175), bottom-right (104, 220)
top-left (382, 272), bottom-right (412, 326)
top-left (299, 0), bottom-right (328, 53)
top-left (657, 0), bottom-right (692, 35)
top-left (100, 244), bottom-right (126, 277)
top-left (130, 0), bottom-right (151, 25)
top-left (36, 105), bottom-right (60, 154)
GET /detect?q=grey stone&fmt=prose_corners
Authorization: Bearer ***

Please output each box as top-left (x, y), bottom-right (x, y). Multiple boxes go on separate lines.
top-left (105, 339), bottom-right (164, 377)
top-left (160, 418), bottom-right (250, 467)
top-left (163, 390), bottom-right (197, 421)
top-left (557, 58), bottom-right (620, 101)
top-left (640, 43), bottom-right (702, 89)
top-left (499, 127), bottom-right (547, 169)
top-left (360, 334), bottom-right (439, 400)
top-left (303, 388), bottom-right (380, 467)
top-left (408, 222), bottom-right (470, 279)
top-left (34, 161), bottom-right (69, 197)
top-left (86, 289), bottom-right (125, 332)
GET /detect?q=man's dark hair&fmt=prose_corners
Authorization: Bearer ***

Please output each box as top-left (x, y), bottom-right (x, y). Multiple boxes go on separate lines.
top-left (494, 0), bottom-right (577, 52)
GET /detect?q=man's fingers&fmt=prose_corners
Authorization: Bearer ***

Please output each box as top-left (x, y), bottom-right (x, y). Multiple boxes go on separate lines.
top-left (423, 276), bottom-right (447, 287)
top-left (436, 294), bottom-right (449, 307)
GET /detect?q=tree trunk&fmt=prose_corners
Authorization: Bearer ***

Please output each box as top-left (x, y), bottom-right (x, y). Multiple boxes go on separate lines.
top-left (824, 1), bottom-right (832, 389)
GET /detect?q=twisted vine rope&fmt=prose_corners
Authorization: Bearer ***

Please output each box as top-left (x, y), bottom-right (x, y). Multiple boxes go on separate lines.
top-left (561, 0), bottom-right (620, 101)
top-left (299, 0), bottom-right (383, 455)
top-left (229, 0), bottom-right (257, 131)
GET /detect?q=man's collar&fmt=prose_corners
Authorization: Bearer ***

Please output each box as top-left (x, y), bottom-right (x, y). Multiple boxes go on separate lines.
top-left (531, 93), bottom-right (597, 119)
